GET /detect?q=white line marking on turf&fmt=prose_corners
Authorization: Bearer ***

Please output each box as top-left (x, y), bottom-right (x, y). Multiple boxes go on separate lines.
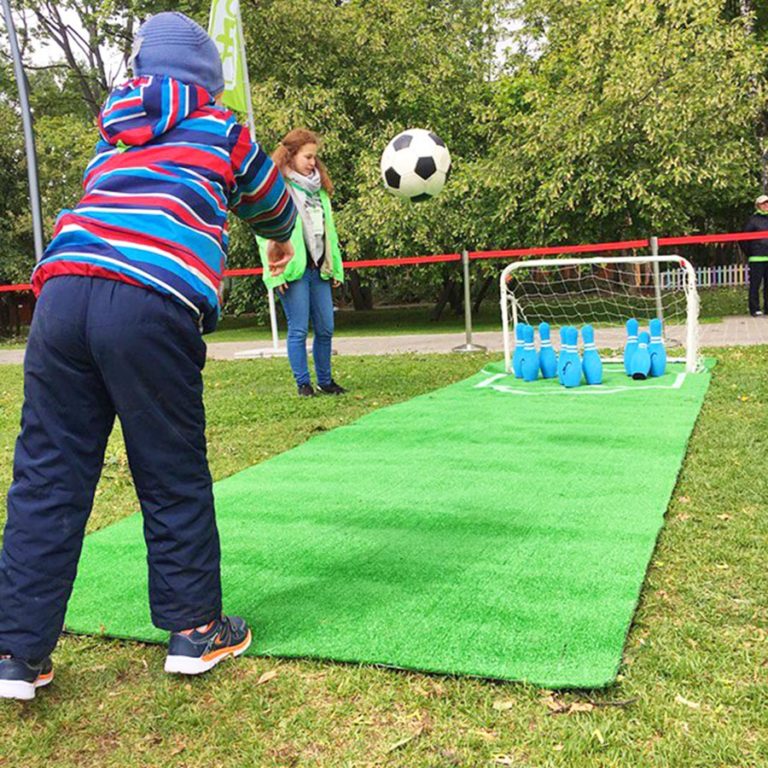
top-left (475, 373), bottom-right (507, 388)
top-left (474, 371), bottom-right (688, 396)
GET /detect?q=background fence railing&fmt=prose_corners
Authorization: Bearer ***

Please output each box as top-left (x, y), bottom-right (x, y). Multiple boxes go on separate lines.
top-left (660, 263), bottom-right (749, 290)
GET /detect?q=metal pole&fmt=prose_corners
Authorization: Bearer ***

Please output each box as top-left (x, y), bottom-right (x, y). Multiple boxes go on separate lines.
top-left (267, 286), bottom-right (279, 350)
top-left (2, 0), bottom-right (45, 262)
top-left (237, 0), bottom-right (281, 351)
top-left (650, 235), bottom-right (664, 324)
top-left (452, 249), bottom-right (486, 353)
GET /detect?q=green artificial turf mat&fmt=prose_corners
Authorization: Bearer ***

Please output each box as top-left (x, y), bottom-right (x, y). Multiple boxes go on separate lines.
top-left (65, 361), bottom-right (711, 687)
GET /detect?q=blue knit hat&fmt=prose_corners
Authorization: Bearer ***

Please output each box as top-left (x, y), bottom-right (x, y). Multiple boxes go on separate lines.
top-left (131, 12), bottom-right (224, 97)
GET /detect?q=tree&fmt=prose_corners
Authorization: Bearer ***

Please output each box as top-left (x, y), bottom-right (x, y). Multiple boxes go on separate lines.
top-left (229, 0), bottom-right (502, 311)
top-left (473, 0), bottom-right (767, 249)
top-left (6, 0), bottom-right (209, 118)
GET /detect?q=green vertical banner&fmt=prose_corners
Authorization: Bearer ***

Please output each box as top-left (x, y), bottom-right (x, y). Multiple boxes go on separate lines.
top-left (208, 0), bottom-right (248, 113)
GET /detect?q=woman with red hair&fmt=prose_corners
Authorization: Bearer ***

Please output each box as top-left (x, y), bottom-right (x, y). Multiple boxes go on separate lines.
top-left (259, 129), bottom-right (346, 396)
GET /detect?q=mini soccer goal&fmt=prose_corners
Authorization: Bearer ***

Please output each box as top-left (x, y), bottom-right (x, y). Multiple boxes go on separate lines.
top-left (500, 254), bottom-right (700, 374)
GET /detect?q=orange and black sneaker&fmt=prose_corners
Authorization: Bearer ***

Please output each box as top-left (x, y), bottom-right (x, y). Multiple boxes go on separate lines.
top-left (164, 615), bottom-right (252, 675)
top-left (0, 655), bottom-right (54, 700)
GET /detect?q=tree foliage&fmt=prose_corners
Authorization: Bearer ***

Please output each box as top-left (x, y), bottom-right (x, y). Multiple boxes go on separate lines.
top-left (1, 0), bottom-right (767, 313)
top-left (474, 0), bottom-right (767, 248)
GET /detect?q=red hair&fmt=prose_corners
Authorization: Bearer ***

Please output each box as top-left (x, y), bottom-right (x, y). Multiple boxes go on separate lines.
top-left (272, 128), bottom-right (334, 196)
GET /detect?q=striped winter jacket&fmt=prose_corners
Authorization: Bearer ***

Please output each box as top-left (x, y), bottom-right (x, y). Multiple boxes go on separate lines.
top-left (32, 76), bottom-right (296, 333)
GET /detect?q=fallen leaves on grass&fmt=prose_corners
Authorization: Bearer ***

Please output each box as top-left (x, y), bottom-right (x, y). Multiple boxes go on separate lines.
top-left (543, 694), bottom-right (636, 714)
top-left (256, 669), bottom-right (278, 685)
top-left (386, 715), bottom-right (431, 753)
top-left (542, 695), bottom-right (593, 715)
top-left (675, 694), bottom-right (701, 710)
top-left (492, 700), bottom-right (515, 711)
top-left (438, 748), bottom-right (463, 766)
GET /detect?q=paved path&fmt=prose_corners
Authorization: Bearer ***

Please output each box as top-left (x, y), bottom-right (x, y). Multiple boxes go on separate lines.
top-left (1, 315), bottom-right (766, 365)
top-left (209, 314), bottom-right (768, 360)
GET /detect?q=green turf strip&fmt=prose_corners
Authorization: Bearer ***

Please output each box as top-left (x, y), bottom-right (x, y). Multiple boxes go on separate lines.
top-left (65, 361), bottom-right (710, 688)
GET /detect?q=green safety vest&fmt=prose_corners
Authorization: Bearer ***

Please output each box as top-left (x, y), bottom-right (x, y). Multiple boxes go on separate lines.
top-left (257, 188), bottom-right (344, 289)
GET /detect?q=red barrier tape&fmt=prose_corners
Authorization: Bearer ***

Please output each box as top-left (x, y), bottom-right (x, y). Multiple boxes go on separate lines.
top-left (657, 232), bottom-right (768, 247)
top-left (341, 253), bottom-right (461, 269)
top-left (469, 239), bottom-right (650, 260)
top-left (223, 267), bottom-right (264, 277)
top-left (2, 231), bottom-right (766, 292)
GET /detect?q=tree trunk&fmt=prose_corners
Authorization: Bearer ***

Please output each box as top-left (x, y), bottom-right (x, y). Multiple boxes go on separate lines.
top-left (472, 274), bottom-right (494, 314)
top-left (346, 270), bottom-right (373, 310)
top-left (431, 274), bottom-right (456, 320)
top-left (448, 279), bottom-right (464, 316)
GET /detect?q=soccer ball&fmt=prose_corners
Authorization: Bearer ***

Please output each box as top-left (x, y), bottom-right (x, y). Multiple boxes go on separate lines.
top-left (380, 129), bottom-right (451, 202)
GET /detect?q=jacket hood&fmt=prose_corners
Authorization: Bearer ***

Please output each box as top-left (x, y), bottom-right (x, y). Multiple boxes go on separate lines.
top-left (98, 75), bottom-right (212, 148)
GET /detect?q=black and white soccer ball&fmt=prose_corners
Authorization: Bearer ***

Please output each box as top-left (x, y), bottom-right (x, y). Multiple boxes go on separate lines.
top-left (380, 129), bottom-right (451, 202)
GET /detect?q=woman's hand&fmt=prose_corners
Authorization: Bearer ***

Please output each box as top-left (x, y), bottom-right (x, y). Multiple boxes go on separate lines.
top-left (266, 240), bottom-right (294, 276)
top-left (277, 283), bottom-right (287, 295)
top-left (332, 280), bottom-right (341, 288)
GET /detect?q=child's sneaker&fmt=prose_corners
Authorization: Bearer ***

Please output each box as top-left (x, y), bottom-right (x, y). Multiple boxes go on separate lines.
top-left (164, 615), bottom-right (252, 675)
top-left (0, 655), bottom-right (54, 700)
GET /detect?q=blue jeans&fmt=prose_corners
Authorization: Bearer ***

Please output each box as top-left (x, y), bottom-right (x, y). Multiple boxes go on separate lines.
top-left (0, 277), bottom-right (221, 660)
top-left (279, 268), bottom-right (334, 387)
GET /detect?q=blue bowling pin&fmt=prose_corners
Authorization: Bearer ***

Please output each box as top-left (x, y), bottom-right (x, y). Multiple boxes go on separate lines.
top-left (630, 330), bottom-right (651, 380)
top-left (562, 327), bottom-right (582, 388)
top-left (648, 318), bottom-right (667, 377)
top-left (557, 326), bottom-right (568, 384)
top-left (521, 324), bottom-right (540, 381)
top-left (624, 318), bottom-right (639, 376)
top-left (512, 323), bottom-right (527, 378)
top-left (581, 324), bottom-right (603, 385)
top-left (538, 322), bottom-right (558, 379)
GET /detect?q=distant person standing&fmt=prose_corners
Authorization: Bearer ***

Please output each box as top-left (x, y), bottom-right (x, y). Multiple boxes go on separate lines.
top-left (741, 194), bottom-right (768, 317)
top-left (258, 129), bottom-right (346, 397)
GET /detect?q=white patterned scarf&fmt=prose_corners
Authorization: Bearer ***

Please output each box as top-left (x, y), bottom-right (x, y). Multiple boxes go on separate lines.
top-left (287, 169), bottom-right (325, 266)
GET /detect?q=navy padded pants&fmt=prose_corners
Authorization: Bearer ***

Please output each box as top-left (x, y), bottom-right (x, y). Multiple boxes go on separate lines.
top-left (0, 277), bottom-right (221, 661)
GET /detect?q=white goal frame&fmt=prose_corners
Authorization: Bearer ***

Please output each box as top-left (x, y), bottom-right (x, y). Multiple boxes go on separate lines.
top-left (499, 254), bottom-right (700, 374)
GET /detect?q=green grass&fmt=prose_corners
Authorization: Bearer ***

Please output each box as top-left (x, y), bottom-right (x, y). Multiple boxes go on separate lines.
top-left (1, 350), bottom-right (767, 767)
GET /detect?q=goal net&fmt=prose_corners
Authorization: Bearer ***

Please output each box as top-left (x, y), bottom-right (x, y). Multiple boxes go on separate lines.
top-left (499, 254), bottom-right (700, 373)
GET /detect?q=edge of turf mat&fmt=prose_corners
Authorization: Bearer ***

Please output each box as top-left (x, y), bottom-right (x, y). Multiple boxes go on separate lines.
top-left (65, 361), bottom-right (712, 688)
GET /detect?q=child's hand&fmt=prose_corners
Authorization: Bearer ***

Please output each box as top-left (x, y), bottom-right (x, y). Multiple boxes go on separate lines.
top-left (266, 240), bottom-right (294, 276)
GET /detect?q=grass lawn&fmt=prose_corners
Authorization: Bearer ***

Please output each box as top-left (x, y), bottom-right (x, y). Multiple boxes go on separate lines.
top-left (1, 349), bottom-right (766, 767)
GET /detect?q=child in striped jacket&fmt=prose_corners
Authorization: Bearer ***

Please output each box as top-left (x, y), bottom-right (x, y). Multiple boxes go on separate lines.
top-left (0, 12), bottom-right (296, 699)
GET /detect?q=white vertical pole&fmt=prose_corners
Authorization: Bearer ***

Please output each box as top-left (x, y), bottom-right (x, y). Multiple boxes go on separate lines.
top-left (500, 266), bottom-right (513, 372)
top-left (650, 236), bottom-right (663, 324)
top-left (683, 259), bottom-right (699, 373)
top-left (267, 286), bottom-right (279, 350)
top-left (2, 0), bottom-right (44, 262)
top-left (236, 0), bottom-right (281, 351)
